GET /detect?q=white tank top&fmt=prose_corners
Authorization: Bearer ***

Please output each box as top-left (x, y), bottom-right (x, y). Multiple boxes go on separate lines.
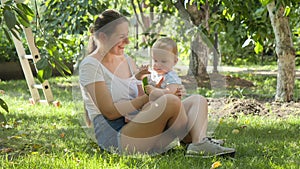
top-left (79, 55), bottom-right (140, 120)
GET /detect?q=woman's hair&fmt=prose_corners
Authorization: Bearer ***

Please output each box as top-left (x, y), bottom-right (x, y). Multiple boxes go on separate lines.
top-left (152, 37), bottom-right (178, 57)
top-left (88, 9), bottom-right (128, 54)
top-left (85, 9), bottom-right (128, 126)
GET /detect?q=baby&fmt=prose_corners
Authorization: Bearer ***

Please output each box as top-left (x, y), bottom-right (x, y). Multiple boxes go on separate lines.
top-left (144, 37), bottom-right (182, 98)
top-left (125, 37), bottom-right (183, 122)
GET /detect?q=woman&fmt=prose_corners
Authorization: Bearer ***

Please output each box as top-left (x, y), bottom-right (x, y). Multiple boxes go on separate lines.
top-left (79, 9), bottom-right (235, 157)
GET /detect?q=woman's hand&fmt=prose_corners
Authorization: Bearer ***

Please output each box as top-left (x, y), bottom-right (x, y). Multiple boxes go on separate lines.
top-left (135, 65), bottom-right (150, 80)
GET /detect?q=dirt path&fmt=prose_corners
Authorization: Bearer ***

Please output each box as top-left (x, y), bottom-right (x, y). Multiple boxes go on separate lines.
top-left (217, 66), bottom-right (300, 79)
top-left (175, 65), bottom-right (300, 78)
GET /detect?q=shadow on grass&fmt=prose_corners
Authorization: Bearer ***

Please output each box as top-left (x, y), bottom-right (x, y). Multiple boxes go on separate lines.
top-left (0, 112), bottom-right (99, 160)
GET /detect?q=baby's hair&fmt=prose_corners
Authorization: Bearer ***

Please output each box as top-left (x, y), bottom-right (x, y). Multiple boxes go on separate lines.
top-left (152, 37), bottom-right (178, 57)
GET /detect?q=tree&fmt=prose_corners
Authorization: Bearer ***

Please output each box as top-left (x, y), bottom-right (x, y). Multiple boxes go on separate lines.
top-left (173, 0), bottom-right (213, 88)
top-left (265, 0), bottom-right (296, 101)
top-left (177, 0), bottom-right (297, 101)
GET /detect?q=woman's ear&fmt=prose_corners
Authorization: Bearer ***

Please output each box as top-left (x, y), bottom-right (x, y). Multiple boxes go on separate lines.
top-left (98, 32), bottom-right (107, 42)
top-left (174, 57), bottom-right (178, 64)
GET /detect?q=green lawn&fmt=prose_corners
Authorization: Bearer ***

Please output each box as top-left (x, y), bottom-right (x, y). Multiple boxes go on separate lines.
top-left (0, 76), bottom-right (300, 169)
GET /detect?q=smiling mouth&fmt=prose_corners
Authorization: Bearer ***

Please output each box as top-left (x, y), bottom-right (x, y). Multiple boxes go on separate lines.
top-left (154, 68), bottom-right (165, 74)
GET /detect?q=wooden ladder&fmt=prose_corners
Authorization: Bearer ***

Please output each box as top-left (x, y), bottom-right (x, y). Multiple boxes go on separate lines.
top-left (11, 27), bottom-right (59, 106)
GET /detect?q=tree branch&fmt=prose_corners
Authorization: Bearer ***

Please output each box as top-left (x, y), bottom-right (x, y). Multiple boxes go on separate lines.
top-left (131, 0), bottom-right (145, 31)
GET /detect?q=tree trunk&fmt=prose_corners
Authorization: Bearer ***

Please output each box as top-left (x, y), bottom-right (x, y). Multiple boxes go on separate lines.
top-left (189, 35), bottom-right (211, 89)
top-left (183, 1), bottom-right (211, 88)
top-left (267, 1), bottom-right (296, 102)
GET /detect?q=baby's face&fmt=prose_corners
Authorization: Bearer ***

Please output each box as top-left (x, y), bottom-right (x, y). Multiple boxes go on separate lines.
top-left (152, 48), bottom-right (177, 75)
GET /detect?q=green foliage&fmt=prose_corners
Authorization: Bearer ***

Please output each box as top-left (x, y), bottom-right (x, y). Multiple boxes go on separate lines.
top-left (0, 29), bottom-right (18, 62)
top-left (197, 87), bottom-right (215, 98)
top-left (0, 98), bottom-right (9, 113)
top-left (0, 97), bottom-right (9, 123)
top-left (290, 3), bottom-right (300, 61)
top-left (1, 0), bottom-right (299, 77)
top-left (218, 0), bottom-right (276, 66)
top-left (31, 0), bottom-right (133, 81)
top-left (0, 0), bottom-right (33, 41)
top-left (0, 1), bottom-right (33, 62)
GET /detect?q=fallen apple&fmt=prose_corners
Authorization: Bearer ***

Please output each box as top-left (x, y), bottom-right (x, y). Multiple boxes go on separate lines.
top-left (232, 129), bottom-right (240, 134)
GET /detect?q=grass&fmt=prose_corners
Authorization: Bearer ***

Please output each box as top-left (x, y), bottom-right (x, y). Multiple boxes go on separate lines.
top-left (1, 75), bottom-right (300, 169)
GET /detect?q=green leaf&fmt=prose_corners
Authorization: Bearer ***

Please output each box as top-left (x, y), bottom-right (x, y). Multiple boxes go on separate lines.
top-left (10, 28), bottom-right (21, 41)
top-left (3, 0), bottom-right (13, 6)
top-left (36, 40), bottom-right (46, 47)
top-left (283, 6), bottom-right (291, 16)
top-left (58, 66), bottom-right (68, 77)
top-left (55, 59), bottom-right (72, 75)
top-left (254, 41), bottom-right (263, 54)
top-left (259, 0), bottom-right (272, 6)
top-left (4, 9), bottom-right (17, 29)
top-left (36, 58), bottom-right (49, 70)
top-left (37, 65), bottom-right (52, 82)
top-left (14, 7), bottom-right (30, 27)
top-left (88, 6), bottom-right (99, 15)
top-left (46, 43), bottom-right (56, 56)
top-left (3, 27), bottom-right (12, 43)
top-left (37, 69), bottom-right (45, 83)
top-left (21, 3), bottom-right (34, 17)
top-left (0, 98), bottom-right (9, 113)
top-left (43, 65), bottom-right (53, 80)
top-left (59, 38), bottom-right (72, 44)
top-left (16, 15), bottom-right (30, 28)
top-left (142, 77), bottom-right (148, 92)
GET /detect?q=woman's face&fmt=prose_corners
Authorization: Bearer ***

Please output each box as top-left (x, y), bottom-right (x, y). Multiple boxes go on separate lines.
top-left (107, 21), bottom-right (130, 56)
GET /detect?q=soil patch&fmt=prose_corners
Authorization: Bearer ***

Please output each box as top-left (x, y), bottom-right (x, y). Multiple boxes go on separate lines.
top-left (208, 98), bottom-right (300, 118)
top-left (180, 73), bottom-right (300, 118)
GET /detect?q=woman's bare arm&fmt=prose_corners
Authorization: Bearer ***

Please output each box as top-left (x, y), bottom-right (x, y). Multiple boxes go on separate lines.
top-left (86, 81), bottom-right (149, 120)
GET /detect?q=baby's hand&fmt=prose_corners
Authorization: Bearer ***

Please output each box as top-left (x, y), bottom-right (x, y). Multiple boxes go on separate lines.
top-left (135, 65), bottom-right (150, 80)
top-left (175, 85), bottom-right (186, 99)
top-left (145, 85), bottom-right (155, 95)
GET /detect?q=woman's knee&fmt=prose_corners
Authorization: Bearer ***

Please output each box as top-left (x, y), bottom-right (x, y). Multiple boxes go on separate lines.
top-left (164, 94), bottom-right (187, 125)
top-left (165, 94), bottom-right (182, 111)
top-left (190, 94), bottom-right (208, 105)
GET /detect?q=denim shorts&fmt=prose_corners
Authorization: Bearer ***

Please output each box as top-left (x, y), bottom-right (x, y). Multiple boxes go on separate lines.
top-left (93, 114), bottom-right (126, 153)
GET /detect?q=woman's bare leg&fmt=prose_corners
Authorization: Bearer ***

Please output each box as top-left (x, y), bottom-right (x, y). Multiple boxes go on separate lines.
top-left (120, 94), bottom-right (188, 154)
top-left (182, 95), bottom-right (208, 143)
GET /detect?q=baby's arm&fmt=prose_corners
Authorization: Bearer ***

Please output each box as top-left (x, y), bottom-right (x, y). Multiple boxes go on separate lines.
top-left (145, 83), bottom-right (180, 102)
top-left (164, 84), bottom-right (180, 94)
